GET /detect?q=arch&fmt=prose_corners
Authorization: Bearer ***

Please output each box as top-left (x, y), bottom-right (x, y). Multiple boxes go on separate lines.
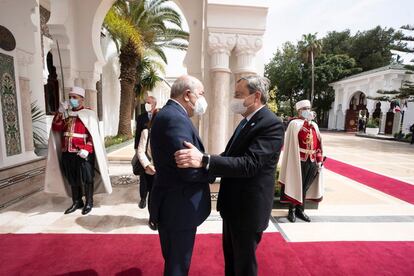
top-left (345, 91), bottom-right (368, 132)
top-left (91, 0), bottom-right (116, 68)
top-left (91, 0), bottom-right (192, 76)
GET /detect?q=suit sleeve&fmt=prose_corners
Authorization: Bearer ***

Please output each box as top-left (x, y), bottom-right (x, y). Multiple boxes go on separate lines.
top-left (163, 118), bottom-right (209, 183)
top-left (209, 120), bottom-right (284, 178)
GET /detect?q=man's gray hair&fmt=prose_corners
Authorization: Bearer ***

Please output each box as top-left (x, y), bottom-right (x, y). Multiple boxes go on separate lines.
top-left (237, 75), bottom-right (270, 104)
top-left (170, 75), bottom-right (201, 99)
top-left (147, 95), bottom-right (157, 104)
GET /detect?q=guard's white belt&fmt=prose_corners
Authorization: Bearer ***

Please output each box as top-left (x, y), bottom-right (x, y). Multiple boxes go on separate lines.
top-left (64, 132), bottom-right (88, 138)
top-left (299, 148), bottom-right (316, 154)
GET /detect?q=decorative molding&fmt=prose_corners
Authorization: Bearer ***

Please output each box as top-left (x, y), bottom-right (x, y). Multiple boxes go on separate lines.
top-left (0, 53), bottom-right (22, 156)
top-left (207, 33), bottom-right (236, 72)
top-left (16, 49), bottom-right (34, 67)
top-left (110, 175), bottom-right (138, 186)
top-left (40, 5), bottom-right (52, 39)
top-left (0, 25), bottom-right (16, 51)
top-left (208, 27), bottom-right (265, 36)
top-left (234, 34), bottom-right (263, 74)
top-left (0, 167), bottom-right (45, 190)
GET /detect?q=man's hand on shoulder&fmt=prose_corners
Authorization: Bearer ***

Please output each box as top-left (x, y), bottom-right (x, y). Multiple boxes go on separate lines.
top-left (175, 141), bottom-right (203, 168)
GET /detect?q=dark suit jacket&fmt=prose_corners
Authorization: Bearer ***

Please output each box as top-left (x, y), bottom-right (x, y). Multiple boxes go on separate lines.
top-left (150, 100), bottom-right (211, 230)
top-left (209, 107), bottom-right (284, 232)
top-left (134, 112), bottom-right (150, 149)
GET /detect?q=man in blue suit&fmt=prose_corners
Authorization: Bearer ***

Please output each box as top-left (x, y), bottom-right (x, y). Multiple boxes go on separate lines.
top-left (175, 75), bottom-right (284, 276)
top-left (150, 75), bottom-right (211, 276)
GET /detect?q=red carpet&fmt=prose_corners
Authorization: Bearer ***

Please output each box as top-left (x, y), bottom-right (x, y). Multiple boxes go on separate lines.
top-left (325, 158), bottom-right (414, 204)
top-left (1, 233), bottom-right (414, 275)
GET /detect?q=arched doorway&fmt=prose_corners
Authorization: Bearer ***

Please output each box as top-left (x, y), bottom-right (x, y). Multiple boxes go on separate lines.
top-left (385, 101), bottom-right (396, 134)
top-left (345, 91), bottom-right (368, 132)
top-left (43, 51), bottom-right (59, 115)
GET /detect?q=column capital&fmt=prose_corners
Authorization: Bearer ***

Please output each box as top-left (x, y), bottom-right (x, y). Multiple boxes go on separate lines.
top-left (208, 33), bottom-right (236, 72)
top-left (234, 34), bottom-right (263, 74)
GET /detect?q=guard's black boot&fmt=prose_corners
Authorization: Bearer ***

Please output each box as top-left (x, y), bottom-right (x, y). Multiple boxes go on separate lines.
top-left (287, 205), bottom-right (296, 223)
top-left (64, 186), bottom-right (84, 214)
top-left (82, 183), bottom-right (94, 215)
top-left (295, 206), bottom-right (311, 222)
top-left (138, 198), bottom-right (146, 209)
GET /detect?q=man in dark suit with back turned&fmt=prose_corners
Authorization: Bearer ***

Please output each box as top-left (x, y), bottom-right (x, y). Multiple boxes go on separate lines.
top-left (150, 75), bottom-right (211, 276)
top-left (175, 75), bottom-right (284, 276)
top-left (134, 96), bottom-right (157, 209)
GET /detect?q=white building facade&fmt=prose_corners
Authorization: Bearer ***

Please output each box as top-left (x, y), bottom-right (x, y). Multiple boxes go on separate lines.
top-left (0, 0), bottom-right (269, 206)
top-left (328, 65), bottom-right (414, 135)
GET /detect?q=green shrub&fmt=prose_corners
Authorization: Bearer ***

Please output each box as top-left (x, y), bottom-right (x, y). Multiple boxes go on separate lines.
top-left (274, 166), bottom-right (281, 197)
top-left (366, 117), bottom-right (379, 128)
top-left (104, 135), bottom-right (130, 148)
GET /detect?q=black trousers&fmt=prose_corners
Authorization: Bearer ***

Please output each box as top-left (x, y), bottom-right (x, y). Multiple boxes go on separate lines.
top-left (411, 132), bottom-right (414, 144)
top-left (139, 173), bottom-right (152, 201)
top-left (222, 220), bottom-right (263, 276)
top-left (144, 174), bottom-right (154, 222)
top-left (61, 152), bottom-right (95, 187)
top-left (297, 158), bottom-right (318, 209)
top-left (158, 227), bottom-right (197, 276)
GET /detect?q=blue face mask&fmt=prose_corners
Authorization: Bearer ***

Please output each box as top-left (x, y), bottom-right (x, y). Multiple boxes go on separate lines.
top-left (69, 98), bottom-right (80, 109)
top-left (301, 110), bottom-right (314, 121)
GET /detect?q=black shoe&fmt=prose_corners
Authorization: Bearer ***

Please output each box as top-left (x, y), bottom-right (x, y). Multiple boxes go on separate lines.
top-left (81, 204), bottom-right (93, 215)
top-left (148, 221), bottom-right (157, 231)
top-left (295, 208), bottom-right (311, 222)
top-left (64, 201), bottom-right (84, 214)
top-left (82, 183), bottom-right (94, 215)
top-left (138, 198), bottom-right (146, 209)
top-left (287, 207), bottom-right (296, 223)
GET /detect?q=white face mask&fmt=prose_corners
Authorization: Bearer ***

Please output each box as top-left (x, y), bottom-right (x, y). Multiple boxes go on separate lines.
top-left (230, 94), bottom-right (254, 114)
top-left (192, 95), bottom-right (208, 115)
top-left (145, 103), bottom-right (152, 112)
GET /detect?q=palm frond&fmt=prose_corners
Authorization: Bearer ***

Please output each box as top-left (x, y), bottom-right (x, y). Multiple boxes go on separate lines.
top-left (103, 7), bottom-right (143, 55)
top-left (151, 45), bottom-right (168, 64)
top-left (31, 102), bottom-right (47, 145)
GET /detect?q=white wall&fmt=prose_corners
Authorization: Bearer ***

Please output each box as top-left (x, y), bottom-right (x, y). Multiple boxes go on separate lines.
top-left (403, 102), bottom-right (414, 134)
top-left (101, 36), bottom-right (121, 137)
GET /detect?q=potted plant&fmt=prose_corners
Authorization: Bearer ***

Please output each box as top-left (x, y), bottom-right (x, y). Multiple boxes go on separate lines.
top-left (365, 117), bottom-right (380, 135)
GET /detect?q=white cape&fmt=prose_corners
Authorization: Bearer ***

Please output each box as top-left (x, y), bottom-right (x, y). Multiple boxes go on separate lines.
top-left (44, 109), bottom-right (112, 197)
top-left (279, 119), bottom-right (323, 204)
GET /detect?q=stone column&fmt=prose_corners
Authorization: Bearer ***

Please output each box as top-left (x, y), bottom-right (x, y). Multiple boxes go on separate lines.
top-left (16, 50), bottom-right (35, 153)
top-left (18, 77), bottom-right (34, 152)
top-left (366, 99), bottom-right (375, 119)
top-left (207, 33), bottom-right (236, 154)
top-left (85, 89), bottom-right (98, 112)
top-left (77, 77), bottom-right (99, 113)
top-left (379, 101), bottom-right (389, 134)
top-left (231, 35), bottom-right (263, 132)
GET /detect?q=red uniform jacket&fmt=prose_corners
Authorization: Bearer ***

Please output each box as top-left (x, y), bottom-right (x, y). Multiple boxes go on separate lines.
top-left (298, 120), bottom-right (322, 162)
top-left (51, 107), bottom-right (94, 153)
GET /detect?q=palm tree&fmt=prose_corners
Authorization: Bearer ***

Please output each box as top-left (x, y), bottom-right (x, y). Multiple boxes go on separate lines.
top-left (103, 0), bottom-right (189, 137)
top-left (299, 33), bottom-right (322, 104)
top-left (133, 51), bottom-right (165, 116)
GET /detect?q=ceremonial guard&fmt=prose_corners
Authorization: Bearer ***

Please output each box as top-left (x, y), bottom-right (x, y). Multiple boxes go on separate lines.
top-left (279, 99), bottom-right (324, 222)
top-left (45, 86), bottom-right (112, 215)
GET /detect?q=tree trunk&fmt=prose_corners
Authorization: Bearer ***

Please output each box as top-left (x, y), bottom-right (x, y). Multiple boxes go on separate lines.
top-left (311, 50), bottom-right (315, 104)
top-left (289, 94), bottom-right (294, 116)
top-left (117, 40), bottom-right (139, 138)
